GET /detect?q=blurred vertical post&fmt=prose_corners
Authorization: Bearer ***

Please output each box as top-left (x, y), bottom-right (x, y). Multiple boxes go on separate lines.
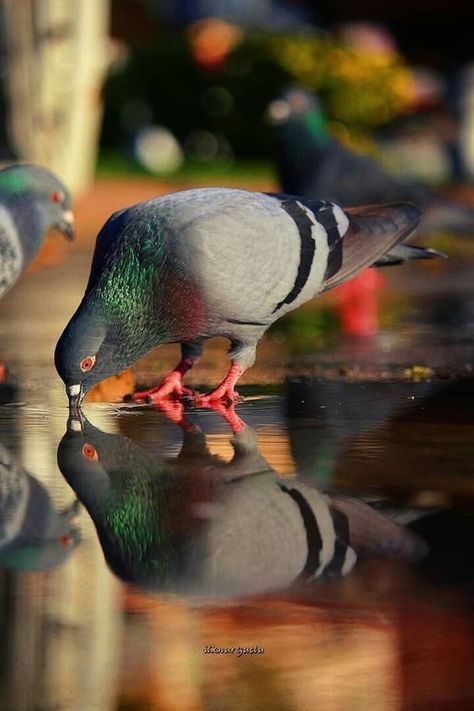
top-left (0, 0), bottom-right (110, 193)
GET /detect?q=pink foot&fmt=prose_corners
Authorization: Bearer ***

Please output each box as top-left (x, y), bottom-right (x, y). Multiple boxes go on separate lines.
top-left (193, 364), bottom-right (244, 406)
top-left (129, 371), bottom-right (194, 403)
top-left (194, 388), bottom-right (243, 407)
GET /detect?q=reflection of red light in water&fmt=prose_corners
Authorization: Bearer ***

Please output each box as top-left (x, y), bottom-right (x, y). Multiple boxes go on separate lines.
top-left (188, 19), bottom-right (241, 71)
top-left (334, 268), bottom-right (384, 337)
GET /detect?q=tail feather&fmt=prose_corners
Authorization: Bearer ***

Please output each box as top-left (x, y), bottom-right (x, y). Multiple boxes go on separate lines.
top-left (330, 495), bottom-right (428, 561)
top-left (324, 203), bottom-right (422, 291)
top-left (374, 243), bottom-right (447, 267)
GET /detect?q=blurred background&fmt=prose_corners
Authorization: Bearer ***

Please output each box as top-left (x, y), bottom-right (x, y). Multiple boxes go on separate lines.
top-left (3, 0), bottom-right (474, 344)
top-left (2, 0), bottom-right (474, 190)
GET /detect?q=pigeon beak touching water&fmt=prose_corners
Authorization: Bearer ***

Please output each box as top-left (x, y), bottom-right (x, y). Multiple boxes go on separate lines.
top-left (55, 188), bottom-right (442, 405)
top-left (67, 383), bottom-right (85, 413)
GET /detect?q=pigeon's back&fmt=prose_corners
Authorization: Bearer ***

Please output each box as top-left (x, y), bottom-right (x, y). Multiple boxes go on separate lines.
top-left (150, 188), bottom-right (336, 324)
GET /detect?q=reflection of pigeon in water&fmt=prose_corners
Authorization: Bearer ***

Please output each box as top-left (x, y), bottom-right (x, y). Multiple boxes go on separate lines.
top-left (0, 164), bottom-right (73, 299)
top-left (287, 379), bottom-right (435, 486)
top-left (55, 187), bottom-right (440, 406)
top-left (0, 443), bottom-right (80, 571)
top-left (56, 411), bottom-right (425, 596)
top-left (269, 89), bottom-right (474, 235)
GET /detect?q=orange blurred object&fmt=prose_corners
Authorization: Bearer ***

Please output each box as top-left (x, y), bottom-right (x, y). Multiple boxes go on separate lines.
top-left (188, 18), bottom-right (242, 71)
top-left (86, 369), bottom-right (136, 402)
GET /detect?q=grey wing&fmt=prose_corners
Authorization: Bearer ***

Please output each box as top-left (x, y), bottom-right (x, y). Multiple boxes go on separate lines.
top-left (162, 188), bottom-right (347, 324)
top-left (0, 213), bottom-right (23, 299)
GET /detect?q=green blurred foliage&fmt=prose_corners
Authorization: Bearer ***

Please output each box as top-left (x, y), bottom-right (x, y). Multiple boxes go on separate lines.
top-left (270, 306), bottom-right (339, 352)
top-left (101, 31), bottom-right (414, 160)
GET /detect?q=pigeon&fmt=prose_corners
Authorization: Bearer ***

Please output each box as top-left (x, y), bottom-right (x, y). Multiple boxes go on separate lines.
top-left (269, 88), bottom-right (474, 236)
top-left (57, 409), bottom-right (425, 595)
top-left (0, 441), bottom-right (80, 571)
top-left (55, 187), bottom-right (439, 406)
top-left (0, 163), bottom-right (74, 299)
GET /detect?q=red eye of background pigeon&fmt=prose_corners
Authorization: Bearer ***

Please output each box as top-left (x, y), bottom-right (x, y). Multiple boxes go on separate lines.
top-left (82, 443), bottom-right (98, 461)
top-left (80, 356), bottom-right (95, 372)
top-left (50, 190), bottom-right (63, 203)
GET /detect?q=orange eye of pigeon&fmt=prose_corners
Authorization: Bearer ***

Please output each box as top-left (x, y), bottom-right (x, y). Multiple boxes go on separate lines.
top-left (50, 190), bottom-right (63, 203)
top-left (80, 355), bottom-right (96, 372)
top-left (82, 443), bottom-right (98, 461)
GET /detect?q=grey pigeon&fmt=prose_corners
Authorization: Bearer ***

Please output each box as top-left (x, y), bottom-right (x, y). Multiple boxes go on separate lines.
top-left (55, 187), bottom-right (437, 406)
top-left (57, 411), bottom-right (425, 595)
top-left (0, 442), bottom-right (80, 571)
top-left (269, 88), bottom-right (474, 236)
top-left (0, 163), bottom-right (74, 299)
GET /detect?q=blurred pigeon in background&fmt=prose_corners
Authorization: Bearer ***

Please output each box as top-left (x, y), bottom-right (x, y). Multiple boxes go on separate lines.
top-left (55, 187), bottom-right (439, 406)
top-left (0, 163), bottom-right (74, 383)
top-left (57, 409), bottom-right (425, 595)
top-left (0, 442), bottom-right (80, 571)
top-left (269, 89), bottom-right (474, 236)
top-left (0, 163), bottom-right (74, 300)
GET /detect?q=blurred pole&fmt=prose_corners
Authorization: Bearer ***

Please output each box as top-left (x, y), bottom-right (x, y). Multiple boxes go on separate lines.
top-left (0, 5), bottom-right (17, 159)
top-left (0, 0), bottom-right (110, 194)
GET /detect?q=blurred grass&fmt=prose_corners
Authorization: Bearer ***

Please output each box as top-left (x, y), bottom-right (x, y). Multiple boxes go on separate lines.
top-left (270, 307), bottom-right (339, 352)
top-left (97, 151), bottom-right (275, 183)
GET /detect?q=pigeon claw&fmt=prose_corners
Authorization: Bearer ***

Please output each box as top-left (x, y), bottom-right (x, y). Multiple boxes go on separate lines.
top-left (128, 371), bottom-right (194, 403)
top-left (193, 388), bottom-right (243, 407)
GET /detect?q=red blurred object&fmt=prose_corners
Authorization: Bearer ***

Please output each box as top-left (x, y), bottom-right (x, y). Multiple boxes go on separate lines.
top-left (334, 268), bottom-right (385, 337)
top-left (188, 19), bottom-right (241, 71)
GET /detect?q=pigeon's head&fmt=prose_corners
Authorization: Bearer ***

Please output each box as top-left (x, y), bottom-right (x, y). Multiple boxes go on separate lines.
top-left (0, 163), bottom-right (74, 240)
top-left (267, 88), bottom-right (327, 140)
top-left (55, 300), bottom-right (145, 408)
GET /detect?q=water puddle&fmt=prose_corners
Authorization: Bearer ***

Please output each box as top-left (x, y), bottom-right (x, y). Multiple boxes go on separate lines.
top-left (0, 255), bottom-right (473, 708)
top-left (0, 383), bottom-right (473, 709)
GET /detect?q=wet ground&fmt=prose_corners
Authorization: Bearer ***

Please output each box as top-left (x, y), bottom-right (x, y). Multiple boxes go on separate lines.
top-left (1, 182), bottom-right (474, 710)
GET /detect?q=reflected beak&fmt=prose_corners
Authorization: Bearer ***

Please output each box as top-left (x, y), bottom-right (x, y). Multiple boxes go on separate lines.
top-left (67, 412), bottom-right (85, 434)
top-left (67, 383), bottom-right (85, 415)
top-left (58, 209), bottom-right (74, 240)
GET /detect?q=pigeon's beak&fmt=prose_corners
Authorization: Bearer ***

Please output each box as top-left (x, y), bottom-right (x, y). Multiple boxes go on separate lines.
top-left (67, 383), bottom-right (85, 416)
top-left (58, 210), bottom-right (75, 240)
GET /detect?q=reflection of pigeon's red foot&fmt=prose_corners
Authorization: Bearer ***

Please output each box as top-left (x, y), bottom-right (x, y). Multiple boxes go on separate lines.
top-left (153, 399), bottom-right (198, 432)
top-left (0, 364), bottom-right (5, 383)
top-left (201, 401), bottom-right (245, 434)
top-left (129, 370), bottom-right (194, 403)
top-left (193, 363), bottom-right (244, 407)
